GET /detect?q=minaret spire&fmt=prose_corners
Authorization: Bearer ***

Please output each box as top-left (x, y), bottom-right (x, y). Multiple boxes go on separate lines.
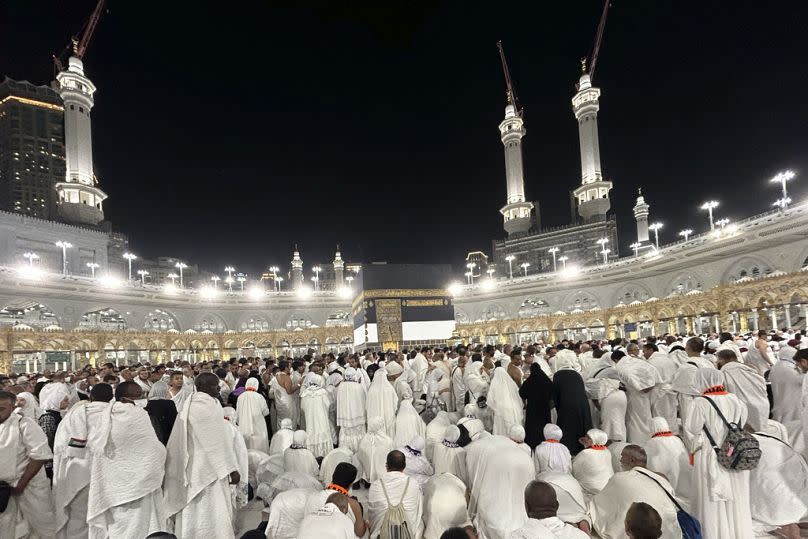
top-left (496, 41), bottom-right (534, 236)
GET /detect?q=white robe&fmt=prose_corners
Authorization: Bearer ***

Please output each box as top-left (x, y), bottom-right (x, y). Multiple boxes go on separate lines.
top-left (684, 392), bottom-right (753, 539)
top-left (647, 351), bottom-right (680, 433)
top-left (368, 470), bottom-right (424, 539)
top-left (53, 400), bottom-right (107, 538)
top-left (410, 353), bottom-right (429, 398)
top-left (432, 441), bottom-right (466, 483)
top-left (768, 359), bottom-right (803, 448)
top-left (584, 359), bottom-right (626, 442)
top-left (720, 361), bottom-right (769, 431)
top-left (164, 392), bottom-right (240, 539)
top-left (450, 364), bottom-right (468, 412)
top-left (283, 446), bottom-right (320, 479)
top-left (298, 502), bottom-right (355, 539)
top-left (365, 371), bottom-right (399, 438)
top-left (236, 390), bottom-right (270, 451)
top-left (486, 367), bottom-right (524, 436)
top-left (336, 379), bottom-right (366, 452)
top-left (749, 433), bottom-right (808, 528)
top-left (424, 413), bottom-right (450, 461)
top-left (466, 435), bottom-right (534, 539)
top-left (268, 427), bottom-right (294, 457)
top-left (0, 413), bottom-right (55, 539)
top-left (264, 487), bottom-right (319, 539)
top-left (402, 446), bottom-right (434, 491)
top-left (571, 447), bottom-right (613, 496)
top-left (270, 375), bottom-right (300, 428)
top-left (615, 356), bottom-right (659, 443)
top-left (644, 432), bottom-right (693, 507)
top-left (300, 383), bottom-right (334, 458)
top-left (423, 473), bottom-right (470, 539)
top-left (87, 402), bottom-right (167, 539)
top-left (394, 400), bottom-right (426, 448)
top-left (536, 472), bottom-right (590, 528)
top-left (510, 517), bottom-right (588, 538)
top-left (590, 467), bottom-right (682, 539)
top-left (356, 428), bottom-right (394, 483)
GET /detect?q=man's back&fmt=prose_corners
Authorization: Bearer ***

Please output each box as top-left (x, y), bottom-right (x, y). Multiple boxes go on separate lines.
top-left (297, 503), bottom-right (355, 539)
top-left (367, 470), bottom-right (423, 539)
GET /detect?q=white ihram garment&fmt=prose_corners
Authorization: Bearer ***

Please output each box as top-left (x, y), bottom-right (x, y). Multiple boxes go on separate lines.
top-left (423, 473), bottom-right (470, 539)
top-left (236, 386), bottom-right (270, 451)
top-left (720, 361), bottom-right (769, 431)
top-left (644, 428), bottom-right (693, 507)
top-left (646, 351), bottom-right (680, 433)
top-left (571, 446), bottom-right (613, 496)
top-left (355, 418), bottom-right (394, 483)
top-left (749, 432), bottom-right (808, 529)
top-left (164, 392), bottom-right (240, 539)
top-left (365, 369), bottom-right (399, 438)
top-left (300, 378), bottom-right (334, 458)
top-left (336, 374), bottom-right (366, 452)
top-left (270, 375), bottom-right (300, 428)
top-left (486, 367), bottom-right (524, 436)
top-left (615, 356), bottom-right (659, 443)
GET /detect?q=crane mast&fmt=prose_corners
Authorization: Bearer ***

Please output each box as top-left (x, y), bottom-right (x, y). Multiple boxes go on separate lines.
top-left (497, 40), bottom-right (522, 116)
top-left (52, 0), bottom-right (106, 73)
top-left (588, 0), bottom-right (611, 82)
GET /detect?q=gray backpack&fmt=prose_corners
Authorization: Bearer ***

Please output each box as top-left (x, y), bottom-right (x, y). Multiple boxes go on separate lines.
top-left (379, 476), bottom-right (413, 539)
top-left (701, 396), bottom-right (761, 471)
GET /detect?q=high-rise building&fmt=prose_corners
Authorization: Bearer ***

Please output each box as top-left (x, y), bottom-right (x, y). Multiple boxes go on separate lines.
top-left (0, 77), bottom-right (65, 220)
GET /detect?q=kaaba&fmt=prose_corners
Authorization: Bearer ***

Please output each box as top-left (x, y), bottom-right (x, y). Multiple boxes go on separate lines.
top-left (351, 263), bottom-right (455, 350)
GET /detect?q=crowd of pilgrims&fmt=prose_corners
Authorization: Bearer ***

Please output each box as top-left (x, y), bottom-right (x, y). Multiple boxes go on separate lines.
top-left (1, 330), bottom-right (808, 539)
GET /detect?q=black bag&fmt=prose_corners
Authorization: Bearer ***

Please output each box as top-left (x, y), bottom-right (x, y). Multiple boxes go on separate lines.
top-left (700, 396), bottom-right (761, 471)
top-left (636, 470), bottom-right (702, 539)
top-left (0, 481), bottom-right (12, 513)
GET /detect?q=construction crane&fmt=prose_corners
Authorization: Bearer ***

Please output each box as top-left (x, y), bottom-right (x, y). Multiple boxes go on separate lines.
top-left (52, 0), bottom-right (107, 74)
top-left (586, 0), bottom-right (611, 82)
top-left (496, 40), bottom-right (522, 117)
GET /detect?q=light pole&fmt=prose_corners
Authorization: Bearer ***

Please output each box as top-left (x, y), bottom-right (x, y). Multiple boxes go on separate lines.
top-left (211, 275), bottom-right (221, 288)
top-left (596, 238), bottom-right (609, 265)
top-left (225, 276), bottom-right (234, 292)
top-left (23, 252), bottom-right (39, 267)
top-left (649, 222), bottom-right (663, 249)
top-left (505, 255), bottom-right (515, 280)
top-left (716, 218), bottom-right (730, 230)
top-left (679, 229), bottom-right (693, 242)
top-left (770, 170), bottom-right (795, 207)
top-left (86, 261), bottom-right (99, 277)
top-left (520, 262), bottom-right (530, 277)
top-left (137, 269), bottom-right (149, 285)
top-left (700, 200), bottom-right (719, 231)
top-left (346, 275), bottom-right (354, 289)
top-left (275, 276), bottom-right (284, 291)
top-left (464, 271), bottom-right (472, 285)
top-left (630, 242), bottom-right (640, 257)
top-left (224, 266), bottom-right (235, 280)
top-left (174, 262), bottom-right (188, 287)
top-left (486, 268), bottom-right (495, 280)
top-left (548, 247), bottom-right (559, 272)
top-left (558, 255), bottom-right (568, 269)
top-left (167, 272), bottom-right (178, 286)
top-left (122, 252), bottom-right (137, 281)
top-left (601, 248), bottom-right (611, 265)
top-left (466, 263), bottom-right (476, 285)
top-left (235, 273), bottom-right (246, 292)
top-left (56, 241), bottom-right (73, 276)
top-left (312, 266), bottom-right (321, 290)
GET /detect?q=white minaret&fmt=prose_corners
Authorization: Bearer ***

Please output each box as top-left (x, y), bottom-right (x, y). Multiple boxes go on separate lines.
top-left (499, 103), bottom-right (533, 235)
top-left (571, 61), bottom-right (612, 222)
top-left (333, 247), bottom-right (344, 288)
top-left (633, 189), bottom-right (650, 244)
top-left (55, 51), bottom-right (107, 226)
top-left (291, 247), bottom-right (303, 289)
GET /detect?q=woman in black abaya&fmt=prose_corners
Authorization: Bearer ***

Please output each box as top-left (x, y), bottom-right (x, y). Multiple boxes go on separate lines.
top-left (551, 351), bottom-right (593, 455)
top-left (519, 362), bottom-right (554, 449)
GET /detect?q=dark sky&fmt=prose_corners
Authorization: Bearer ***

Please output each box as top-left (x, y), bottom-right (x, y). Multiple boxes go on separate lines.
top-left (2, 1), bottom-right (807, 277)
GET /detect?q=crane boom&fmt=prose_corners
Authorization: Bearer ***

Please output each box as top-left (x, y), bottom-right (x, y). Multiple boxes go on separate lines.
top-left (74, 0), bottom-right (106, 59)
top-left (497, 40), bottom-right (521, 116)
top-left (588, 0), bottom-right (611, 82)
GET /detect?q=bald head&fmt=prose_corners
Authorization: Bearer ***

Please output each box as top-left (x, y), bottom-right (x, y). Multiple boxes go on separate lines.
top-left (524, 480), bottom-right (558, 519)
top-left (325, 492), bottom-right (349, 514)
top-left (620, 444), bottom-right (648, 471)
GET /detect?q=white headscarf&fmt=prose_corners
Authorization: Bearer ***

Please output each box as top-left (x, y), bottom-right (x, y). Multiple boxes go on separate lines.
top-left (509, 425), bottom-right (526, 443)
top-left (553, 349), bottom-right (581, 373)
top-left (148, 380), bottom-right (169, 400)
top-left (385, 361), bottom-right (403, 376)
top-left (651, 416), bottom-right (671, 435)
top-left (534, 424), bottom-right (572, 474)
top-left (291, 430), bottom-right (307, 449)
top-left (245, 377), bottom-right (260, 390)
top-left (443, 425), bottom-right (461, 447)
top-left (587, 428), bottom-right (608, 446)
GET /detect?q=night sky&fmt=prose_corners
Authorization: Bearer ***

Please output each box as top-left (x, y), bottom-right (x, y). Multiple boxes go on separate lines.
top-left (2, 1), bottom-right (807, 277)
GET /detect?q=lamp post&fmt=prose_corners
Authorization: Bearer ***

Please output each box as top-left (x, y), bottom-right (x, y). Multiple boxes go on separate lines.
top-left (269, 266), bottom-right (280, 291)
top-left (23, 252), bottom-right (39, 267)
top-left (649, 222), bottom-right (663, 249)
top-left (346, 275), bottom-right (354, 288)
top-left (466, 263), bottom-right (476, 285)
top-left (679, 229), bottom-right (693, 242)
top-left (558, 255), bottom-right (568, 269)
top-left (56, 241), bottom-right (73, 276)
top-left (122, 252), bottom-right (137, 281)
top-left (312, 266), bottom-right (321, 290)
top-left (211, 275), bottom-right (221, 288)
top-left (601, 248), bottom-right (611, 265)
top-left (167, 273), bottom-right (178, 286)
top-left (630, 242), bottom-right (641, 257)
top-left (225, 276), bottom-right (234, 292)
top-left (224, 266), bottom-right (235, 280)
top-left (520, 262), bottom-right (530, 277)
top-left (596, 238), bottom-right (609, 265)
top-left (548, 247), bottom-right (560, 272)
top-left (486, 268), bottom-right (496, 280)
top-left (770, 170), bottom-right (795, 207)
top-left (716, 218), bottom-right (729, 230)
top-left (137, 269), bottom-right (149, 285)
top-left (275, 276), bottom-right (284, 291)
top-left (505, 255), bottom-right (515, 280)
top-left (700, 200), bottom-right (719, 231)
top-left (86, 262), bottom-right (99, 277)
top-left (236, 273), bottom-right (246, 292)
top-left (174, 262), bottom-right (188, 287)
top-left (464, 271), bottom-right (472, 285)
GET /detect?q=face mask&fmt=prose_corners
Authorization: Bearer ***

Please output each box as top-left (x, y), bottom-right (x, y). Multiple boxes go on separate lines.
top-left (133, 399), bottom-right (147, 408)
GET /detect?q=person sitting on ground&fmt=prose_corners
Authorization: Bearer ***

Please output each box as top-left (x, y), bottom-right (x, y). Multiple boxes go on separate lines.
top-left (624, 502), bottom-right (663, 539)
top-left (297, 492), bottom-right (356, 539)
top-left (509, 480), bottom-right (588, 538)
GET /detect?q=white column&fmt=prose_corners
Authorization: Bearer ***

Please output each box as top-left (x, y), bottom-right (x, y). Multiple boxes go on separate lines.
top-left (784, 304), bottom-right (792, 329)
top-left (769, 310), bottom-right (777, 330)
top-left (713, 314), bottom-right (720, 333)
top-left (32, 355), bottom-right (39, 372)
top-left (25, 357), bottom-right (30, 373)
top-left (751, 309), bottom-right (759, 331)
top-left (731, 314), bottom-right (737, 333)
